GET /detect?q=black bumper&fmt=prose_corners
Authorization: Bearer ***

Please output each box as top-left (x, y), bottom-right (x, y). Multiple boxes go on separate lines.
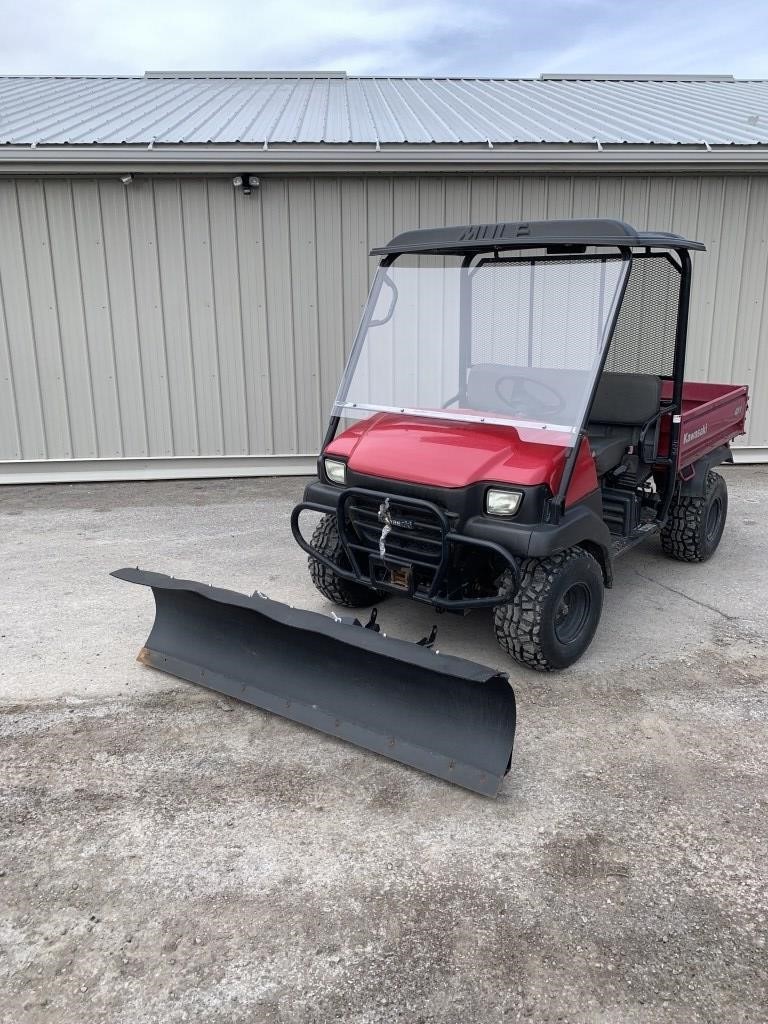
top-left (292, 483), bottom-right (522, 610)
top-left (293, 479), bottom-right (613, 607)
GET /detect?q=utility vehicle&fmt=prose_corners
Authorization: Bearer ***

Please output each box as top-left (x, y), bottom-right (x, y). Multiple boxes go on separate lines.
top-left (293, 219), bottom-right (747, 670)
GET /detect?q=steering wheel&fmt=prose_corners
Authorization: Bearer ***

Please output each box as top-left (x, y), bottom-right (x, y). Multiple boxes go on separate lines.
top-left (494, 374), bottom-right (566, 418)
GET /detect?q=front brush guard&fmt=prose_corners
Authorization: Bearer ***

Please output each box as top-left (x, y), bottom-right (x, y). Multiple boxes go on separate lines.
top-left (113, 568), bottom-right (517, 797)
top-left (292, 487), bottom-right (520, 610)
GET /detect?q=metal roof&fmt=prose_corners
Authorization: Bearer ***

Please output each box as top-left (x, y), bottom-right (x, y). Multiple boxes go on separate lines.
top-left (1, 73), bottom-right (768, 147)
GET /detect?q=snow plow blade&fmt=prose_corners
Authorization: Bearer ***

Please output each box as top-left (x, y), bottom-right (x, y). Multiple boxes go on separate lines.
top-left (112, 568), bottom-right (516, 797)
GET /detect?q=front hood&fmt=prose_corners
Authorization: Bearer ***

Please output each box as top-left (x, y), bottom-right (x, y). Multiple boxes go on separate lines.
top-left (325, 413), bottom-right (571, 489)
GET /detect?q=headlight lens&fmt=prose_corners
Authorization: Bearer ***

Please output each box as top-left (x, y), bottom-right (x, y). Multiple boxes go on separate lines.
top-left (486, 488), bottom-right (523, 516)
top-left (323, 458), bottom-right (347, 485)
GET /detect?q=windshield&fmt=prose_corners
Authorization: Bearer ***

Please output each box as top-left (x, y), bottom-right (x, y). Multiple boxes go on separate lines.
top-left (333, 255), bottom-right (630, 446)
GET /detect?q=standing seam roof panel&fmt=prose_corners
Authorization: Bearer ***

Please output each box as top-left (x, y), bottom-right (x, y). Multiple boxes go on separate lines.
top-left (322, 77), bottom-right (351, 144)
top-left (440, 79), bottom-right (550, 141)
top-left (520, 80), bottom-right (686, 144)
top-left (212, 80), bottom-right (282, 143)
top-left (117, 80), bottom-right (239, 144)
top-left (476, 79), bottom-right (608, 142)
top-left (0, 78), bottom-right (146, 141)
top-left (60, 79), bottom-right (205, 144)
top-left (270, 79), bottom-right (318, 143)
top-left (346, 78), bottom-right (379, 144)
top-left (2, 75), bottom-right (768, 146)
top-left (399, 79), bottom-right (487, 142)
top-left (364, 79), bottom-right (433, 143)
top-left (613, 81), bottom-right (768, 142)
top-left (286, 78), bottom-right (330, 143)
top-left (358, 79), bottom-right (406, 144)
top-left (161, 81), bottom-right (255, 143)
top-left (568, 80), bottom-right (765, 143)
top-left (196, 80), bottom-right (264, 143)
top-left (393, 79), bottom-right (465, 142)
top-left (0, 77), bottom-right (113, 128)
top-left (254, 80), bottom-right (305, 144)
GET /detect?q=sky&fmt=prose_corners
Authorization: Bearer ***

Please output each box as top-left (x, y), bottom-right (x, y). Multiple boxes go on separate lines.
top-left (0, 0), bottom-right (765, 78)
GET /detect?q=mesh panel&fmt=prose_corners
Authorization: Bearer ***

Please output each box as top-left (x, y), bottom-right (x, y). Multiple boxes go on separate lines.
top-left (606, 255), bottom-right (680, 376)
top-left (470, 256), bottom-right (625, 370)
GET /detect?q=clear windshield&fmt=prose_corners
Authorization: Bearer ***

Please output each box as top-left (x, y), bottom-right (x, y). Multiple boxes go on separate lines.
top-left (334, 255), bottom-right (630, 445)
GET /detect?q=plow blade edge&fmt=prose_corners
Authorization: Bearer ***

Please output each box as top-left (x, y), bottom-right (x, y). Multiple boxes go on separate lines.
top-left (113, 568), bottom-right (516, 797)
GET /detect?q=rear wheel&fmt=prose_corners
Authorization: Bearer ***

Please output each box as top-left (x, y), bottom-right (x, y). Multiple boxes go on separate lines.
top-left (660, 470), bottom-right (728, 563)
top-left (308, 514), bottom-right (386, 608)
top-left (494, 547), bottom-right (604, 671)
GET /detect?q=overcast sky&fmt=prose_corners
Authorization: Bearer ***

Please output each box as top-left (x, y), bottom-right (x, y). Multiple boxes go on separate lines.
top-left (0, 0), bottom-right (765, 78)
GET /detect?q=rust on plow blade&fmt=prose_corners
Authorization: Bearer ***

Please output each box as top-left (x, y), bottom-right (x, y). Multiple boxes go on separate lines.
top-left (112, 568), bottom-right (516, 797)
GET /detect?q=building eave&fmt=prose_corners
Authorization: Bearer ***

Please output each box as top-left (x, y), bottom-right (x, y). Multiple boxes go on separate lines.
top-left (1, 142), bottom-right (768, 175)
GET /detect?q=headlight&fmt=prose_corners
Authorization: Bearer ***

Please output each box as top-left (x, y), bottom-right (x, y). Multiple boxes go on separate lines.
top-left (486, 488), bottom-right (522, 516)
top-left (323, 458), bottom-right (347, 485)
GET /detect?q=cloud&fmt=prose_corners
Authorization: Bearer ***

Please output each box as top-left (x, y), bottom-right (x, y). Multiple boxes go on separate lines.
top-left (0, 0), bottom-right (764, 77)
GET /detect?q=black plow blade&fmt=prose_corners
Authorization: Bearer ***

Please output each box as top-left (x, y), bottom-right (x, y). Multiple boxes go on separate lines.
top-left (112, 568), bottom-right (516, 797)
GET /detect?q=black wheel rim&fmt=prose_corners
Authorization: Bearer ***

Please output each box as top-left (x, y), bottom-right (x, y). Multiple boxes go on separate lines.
top-left (554, 582), bottom-right (592, 645)
top-left (705, 497), bottom-right (723, 543)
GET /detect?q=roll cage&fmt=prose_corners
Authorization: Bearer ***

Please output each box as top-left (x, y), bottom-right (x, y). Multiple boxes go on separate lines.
top-left (322, 218), bottom-right (704, 528)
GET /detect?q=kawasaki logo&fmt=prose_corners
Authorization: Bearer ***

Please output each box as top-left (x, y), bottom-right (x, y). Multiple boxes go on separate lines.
top-left (683, 424), bottom-right (708, 445)
top-left (377, 500), bottom-right (414, 531)
top-left (387, 517), bottom-right (414, 530)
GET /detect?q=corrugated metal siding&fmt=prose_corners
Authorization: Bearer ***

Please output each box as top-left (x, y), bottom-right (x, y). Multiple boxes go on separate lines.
top-left (0, 172), bottom-right (766, 472)
top-left (2, 75), bottom-right (768, 145)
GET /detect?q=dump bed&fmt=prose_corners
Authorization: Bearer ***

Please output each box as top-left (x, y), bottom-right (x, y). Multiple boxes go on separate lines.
top-left (659, 381), bottom-right (748, 471)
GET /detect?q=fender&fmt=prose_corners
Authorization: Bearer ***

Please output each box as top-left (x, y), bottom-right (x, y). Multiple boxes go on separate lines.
top-left (462, 497), bottom-right (614, 587)
top-left (679, 444), bottom-right (733, 497)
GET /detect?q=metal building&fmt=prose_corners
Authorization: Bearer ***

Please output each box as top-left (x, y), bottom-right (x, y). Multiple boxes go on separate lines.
top-left (1, 71), bottom-right (767, 483)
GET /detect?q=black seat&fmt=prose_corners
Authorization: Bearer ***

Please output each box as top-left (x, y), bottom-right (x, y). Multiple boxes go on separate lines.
top-left (588, 433), bottom-right (634, 476)
top-left (587, 372), bottom-right (661, 475)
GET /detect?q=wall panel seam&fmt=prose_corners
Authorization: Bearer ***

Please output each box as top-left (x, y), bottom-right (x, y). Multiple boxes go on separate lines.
top-left (14, 180), bottom-right (50, 458)
top-left (0, 264), bottom-right (22, 455)
top-left (122, 185), bottom-right (152, 454)
top-left (203, 177), bottom-right (226, 453)
top-left (231, 185), bottom-right (252, 448)
top-left (176, 178), bottom-right (201, 454)
top-left (256, 186), bottom-right (275, 452)
top-left (68, 178), bottom-right (100, 455)
top-left (40, 179), bottom-right (78, 455)
top-left (96, 180), bottom-right (126, 455)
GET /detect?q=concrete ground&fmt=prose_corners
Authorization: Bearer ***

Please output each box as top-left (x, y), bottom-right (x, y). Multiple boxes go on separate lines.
top-left (1, 466), bottom-right (766, 1024)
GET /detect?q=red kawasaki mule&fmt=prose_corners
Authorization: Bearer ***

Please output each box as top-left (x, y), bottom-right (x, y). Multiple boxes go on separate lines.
top-left (294, 219), bottom-right (747, 671)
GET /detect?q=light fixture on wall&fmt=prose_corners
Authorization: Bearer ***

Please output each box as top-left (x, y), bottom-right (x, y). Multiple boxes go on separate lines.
top-left (120, 173), bottom-right (134, 185)
top-left (233, 173), bottom-right (260, 196)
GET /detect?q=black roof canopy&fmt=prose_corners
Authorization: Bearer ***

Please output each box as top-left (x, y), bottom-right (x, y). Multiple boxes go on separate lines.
top-left (371, 218), bottom-right (705, 256)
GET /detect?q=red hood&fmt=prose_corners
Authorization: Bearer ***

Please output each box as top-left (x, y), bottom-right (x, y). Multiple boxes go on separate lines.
top-left (325, 413), bottom-right (579, 491)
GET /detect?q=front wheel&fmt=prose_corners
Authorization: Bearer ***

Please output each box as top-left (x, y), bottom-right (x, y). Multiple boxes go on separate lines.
top-left (308, 514), bottom-right (386, 608)
top-left (494, 547), bottom-right (604, 671)
top-left (660, 470), bottom-right (728, 563)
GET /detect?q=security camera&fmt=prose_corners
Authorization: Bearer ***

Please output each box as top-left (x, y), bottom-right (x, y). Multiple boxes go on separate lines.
top-left (120, 173), bottom-right (134, 185)
top-left (234, 172), bottom-right (259, 195)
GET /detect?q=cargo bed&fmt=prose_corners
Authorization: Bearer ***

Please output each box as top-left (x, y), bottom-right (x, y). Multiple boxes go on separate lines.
top-left (660, 381), bottom-right (747, 470)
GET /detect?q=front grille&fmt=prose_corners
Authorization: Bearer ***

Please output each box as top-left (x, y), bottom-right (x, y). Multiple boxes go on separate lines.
top-left (344, 493), bottom-right (445, 567)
